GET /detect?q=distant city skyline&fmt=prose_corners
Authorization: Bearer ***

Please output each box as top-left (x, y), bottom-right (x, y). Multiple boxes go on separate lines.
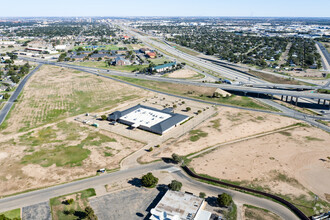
top-left (1, 0), bottom-right (330, 18)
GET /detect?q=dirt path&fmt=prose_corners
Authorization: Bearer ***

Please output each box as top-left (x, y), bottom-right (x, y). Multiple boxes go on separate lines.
top-left (187, 124), bottom-right (301, 159)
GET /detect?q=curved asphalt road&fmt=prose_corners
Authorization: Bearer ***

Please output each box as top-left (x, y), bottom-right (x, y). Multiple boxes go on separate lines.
top-left (0, 64), bottom-right (43, 125)
top-left (0, 162), bottom-right (299, 219)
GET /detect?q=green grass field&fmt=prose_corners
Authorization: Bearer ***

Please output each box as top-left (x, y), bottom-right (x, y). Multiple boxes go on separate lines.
top-left (22, 144), bottom-right (91, 167)
top-left (0, 208), bottom-right (21, 219)
top-left (20, 122), bottom-right (117, 167)
top-left (50, 188), bottom-right (96, 220)
top-left (150, 57), bottom-right (172, 65)
top-left (189, 129), bottom-right (208, 142)
top-left (72, 61), bottom-right (148, 72)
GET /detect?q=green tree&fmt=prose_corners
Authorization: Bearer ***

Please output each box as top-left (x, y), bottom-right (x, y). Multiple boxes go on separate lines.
top-left (58, 53), bottom-right (67, 62)
top-left (3, 93), bottom-right (10, 99)
top-left (85, 206), bottom-right (98, 220)
top-left (186, 107), bottom-right (191, 111)
top-left (67, 198), bottom-right (74, 205)
top-left (141, 172), bottom-right (158, 188)
top-left (171, 153), bottom-right (183, 164)
top-left (0, 214), bottom-right (10, 220)
top-left (168, 180), bottom-right (182, 191)
top-left (217, 193), bottom-right (232, 207)
top-left (101, 115), bottom-right (107, 120)
top-left (199, 192), bottom-right (206, 198)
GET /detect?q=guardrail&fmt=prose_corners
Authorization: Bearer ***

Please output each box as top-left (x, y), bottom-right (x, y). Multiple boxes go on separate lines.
top-left (181, 166), bottom-right (309, 220)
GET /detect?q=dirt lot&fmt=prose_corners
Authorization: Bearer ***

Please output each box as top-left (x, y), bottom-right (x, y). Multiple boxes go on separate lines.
top-left (243, 205), bottom-right (281, 220)
top-left (1, 65), bottom-right (148, 133)
top-left (0, 65), bottom-right (152, 196)
top-left (0, 120), bottom-right (144, 196)
top-left (139, 107), bottom-right (299, 162)
top-left (167, 68), bottom-right (200, 79)
top-left (190, 125), bottom-right (330, 215)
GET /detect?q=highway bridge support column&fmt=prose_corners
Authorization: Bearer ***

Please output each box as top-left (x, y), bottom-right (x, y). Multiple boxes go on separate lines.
top-left (323, 100), bottom-right (326, 105)
top-left (290, 96), bottom-right (293, 104)
top-left (286, 96), bottom-right (289, 102)
top-left (318, 99), bottom-right (320, 104)
top-left (295, 97), bottom-right (298, 106)
top-left (281, 95), bottom-right (283, 101)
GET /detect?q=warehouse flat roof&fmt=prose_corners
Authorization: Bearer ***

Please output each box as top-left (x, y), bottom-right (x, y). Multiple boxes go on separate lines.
top-left (121, 107), bottom-right (171, 128)
top-left (108, 104), bottom-right (188, 134)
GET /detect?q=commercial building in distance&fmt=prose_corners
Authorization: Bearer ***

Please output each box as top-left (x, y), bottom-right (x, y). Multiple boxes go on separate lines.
top-left (152, 62), bottom-right (176, 73)
top-left (150, 190), bottom-right (212, 220)
top-left (108, 104), bottom-right (188, 135)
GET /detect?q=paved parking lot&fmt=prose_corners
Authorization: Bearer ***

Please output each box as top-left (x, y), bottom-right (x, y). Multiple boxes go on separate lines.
top-left (22, 201), bottom-right (51, 220)
top-left (90, 187), bottom-right (165, 220)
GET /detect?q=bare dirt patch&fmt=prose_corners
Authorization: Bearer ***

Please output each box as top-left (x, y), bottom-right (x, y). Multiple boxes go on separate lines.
top-left (190, 126), bottom-right (330, 215)
top-left (167, 68), bottom-right (200, 79)
top-left (1, 65), bottom-right (149, 133)
top-left (243, 205), bottom-right (281, 220)
top-left (139, 107), bottom-right (299, 162)
top-left (0, 64), bottom-right (152, 196)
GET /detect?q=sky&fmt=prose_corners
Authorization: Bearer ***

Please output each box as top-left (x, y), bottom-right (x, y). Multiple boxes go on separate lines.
top-left (1, 0), bottom-right (329, 17)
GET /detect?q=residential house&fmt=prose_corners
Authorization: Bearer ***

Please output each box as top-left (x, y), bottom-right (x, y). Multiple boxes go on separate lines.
top-left (146, 52), bottom-right (157, 59)
top-left (97, 50), bottom-right (110, 54)
top-left (90, 53), bottom-right (110, 61)
top-left (116, 50), bottom-right (127, 55)
top-left (140, 48), bottom-right (150, 54)
top-left (115, 56), bottom-right (131, 66)
top-left (71, 54), bottom-right (87, 61)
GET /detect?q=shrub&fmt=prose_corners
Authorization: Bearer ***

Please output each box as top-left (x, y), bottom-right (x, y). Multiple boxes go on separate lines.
top-left (172, 153), bottom-right (183, 164)
top-left (168, 180), bottom-right (182, 191)
top-left (199, 192), bottom-right (206, 198)
top-left (67, 198), bottom-right (74, 205)
top-left (141, 172), bottom-right (158, 188)
top-left (217, 193), bottom-right (232, 207)
top-left (101, 115), bottom-right (107, 120)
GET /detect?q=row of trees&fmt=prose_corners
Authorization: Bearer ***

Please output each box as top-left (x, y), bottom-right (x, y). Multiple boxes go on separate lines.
top-left (287, 38), bottom-right (322, 68)
top-left (0, 62), bottom-right (30, 84)
top-left (140, 172), bottom-right (233, 207)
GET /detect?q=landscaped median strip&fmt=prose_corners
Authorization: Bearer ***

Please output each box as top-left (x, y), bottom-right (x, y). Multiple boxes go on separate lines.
top-left (181, 166), bottom-right (309, 220)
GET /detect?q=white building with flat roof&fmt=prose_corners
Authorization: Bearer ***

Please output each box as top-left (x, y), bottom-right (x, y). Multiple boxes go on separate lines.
top-left (150, 190), bottom-right (211, 220)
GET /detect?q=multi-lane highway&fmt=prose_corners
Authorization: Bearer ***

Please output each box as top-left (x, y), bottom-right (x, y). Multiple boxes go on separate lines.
top-left (0, 64), bottom-right (43, 125)
top-left (316, 42), bottom-right (330, 71)
top-left (120, 25), bottom-right (330, 115)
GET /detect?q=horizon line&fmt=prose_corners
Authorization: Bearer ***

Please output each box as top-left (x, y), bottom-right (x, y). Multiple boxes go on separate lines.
top-left (1, 16), bottom-right (330, 19)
